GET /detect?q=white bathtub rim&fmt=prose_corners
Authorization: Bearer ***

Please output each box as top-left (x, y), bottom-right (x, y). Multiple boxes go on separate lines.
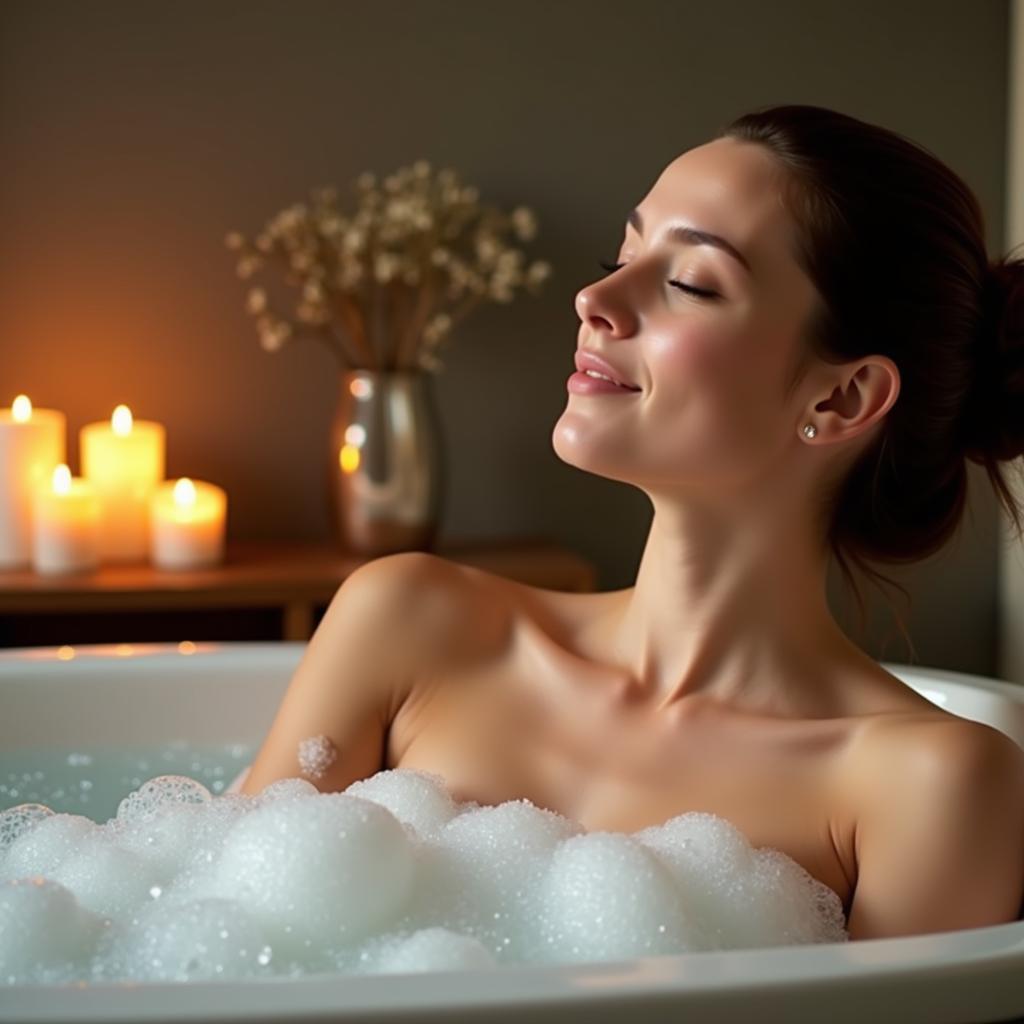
top-left (3, 919), bottom-right (1024, 1023)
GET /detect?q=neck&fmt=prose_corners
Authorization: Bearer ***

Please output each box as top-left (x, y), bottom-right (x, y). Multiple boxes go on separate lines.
top-left (599, 491), bottom-right (855, 717)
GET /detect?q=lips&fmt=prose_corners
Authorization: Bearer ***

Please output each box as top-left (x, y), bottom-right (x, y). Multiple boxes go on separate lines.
top-left (574, 349), bottom-right (641, 390)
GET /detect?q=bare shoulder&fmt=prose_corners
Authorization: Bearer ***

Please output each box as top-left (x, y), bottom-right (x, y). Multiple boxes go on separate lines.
top-left (361, 551), bottom-right (514, 672)
top-left (852, 708), bottom-right (1024, 816)
top-left (845, 708), bottom-right (1024, 938)
top-left (858, 705), bottom-right (1024, 775)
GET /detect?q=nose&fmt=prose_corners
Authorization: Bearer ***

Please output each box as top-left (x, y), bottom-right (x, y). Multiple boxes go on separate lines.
top-left (574, 278), bottom-right (638, 339)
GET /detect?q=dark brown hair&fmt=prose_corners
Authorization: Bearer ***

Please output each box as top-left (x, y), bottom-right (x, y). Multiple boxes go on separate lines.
top-left (720, 104), bottom-right (1024, 656)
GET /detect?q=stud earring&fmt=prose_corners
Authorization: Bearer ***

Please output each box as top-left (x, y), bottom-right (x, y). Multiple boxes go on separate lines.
top-left (802, 423), bottom-right (817, 439)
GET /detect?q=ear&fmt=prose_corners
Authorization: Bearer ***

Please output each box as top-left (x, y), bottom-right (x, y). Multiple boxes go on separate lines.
top-left (807, 355), bottom-right (900, 444)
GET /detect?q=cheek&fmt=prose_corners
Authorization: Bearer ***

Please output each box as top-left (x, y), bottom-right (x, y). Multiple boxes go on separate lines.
top-left (647, 323), bottom-right (738, 396)
top-left (648, 322), bottom-right (786, 441)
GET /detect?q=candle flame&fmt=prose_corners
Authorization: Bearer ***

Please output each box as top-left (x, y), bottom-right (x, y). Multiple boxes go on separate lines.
top-left (173, 477), bottom-right (197, 507)
top-left (11, 394), bottom-right (32, 422)
top-left (52, 464), bottom-right (72, 495)
top-left (111, 405), bottom-right (133, 435)
top-left (339, 444), bottom-right (360, 473)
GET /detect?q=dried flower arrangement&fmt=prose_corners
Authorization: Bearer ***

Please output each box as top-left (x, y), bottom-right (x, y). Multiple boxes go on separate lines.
top-left (225, 161), bottom-right (552, 373)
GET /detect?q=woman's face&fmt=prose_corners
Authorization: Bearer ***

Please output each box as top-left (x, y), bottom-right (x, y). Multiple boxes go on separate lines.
top-left (553, 136), bottom-right (821, 496)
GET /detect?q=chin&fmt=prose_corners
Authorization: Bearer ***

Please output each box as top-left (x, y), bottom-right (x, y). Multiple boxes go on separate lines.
top-left (551, 419), bottom-right (640, 486)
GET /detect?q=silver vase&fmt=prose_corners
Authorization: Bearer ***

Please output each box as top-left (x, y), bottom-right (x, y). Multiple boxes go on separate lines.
top-left (327, 369), bottom-right (445, 556)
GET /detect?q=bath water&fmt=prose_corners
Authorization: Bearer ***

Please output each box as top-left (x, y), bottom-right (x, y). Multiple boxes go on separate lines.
top-left (0, 740), bottom-right (256, 822)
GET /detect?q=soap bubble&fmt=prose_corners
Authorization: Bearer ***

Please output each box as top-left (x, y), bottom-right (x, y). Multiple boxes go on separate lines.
top-left (345, 768), bottom-right (458, 838)
top-left (369, 927), bottom-right (497, 973)
top-left (3, 813), bottom-right (99, 883)
top-left (209, 792), bottom-right (415, 954)
top-left (96, 896), bottom-right (273, 982)
top-left (48, 834), bottom-right (162, 919)
top-left (258, 777), bottom-right (318, 803)
top-left (0, 877), bottom-right (105, 984)
top-left (116, 775), bottom-right (212, 824)
top-left (0, 803), bottom-right (54, 857)
top-left (538, 831), bottom-right (700, 962)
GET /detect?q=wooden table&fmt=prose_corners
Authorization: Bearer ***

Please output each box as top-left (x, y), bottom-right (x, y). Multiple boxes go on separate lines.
top-left (0, 537), bottom-right (599, 642)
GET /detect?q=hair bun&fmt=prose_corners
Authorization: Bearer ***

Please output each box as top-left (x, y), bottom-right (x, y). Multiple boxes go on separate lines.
top-left (961, 254), bottom-right (1024, 464)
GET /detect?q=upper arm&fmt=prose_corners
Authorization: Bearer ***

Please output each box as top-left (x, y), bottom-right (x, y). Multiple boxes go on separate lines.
top-left (846, 720), bottom-right (1024, 941)
top-left (240, 551), bottom-right (462, 796)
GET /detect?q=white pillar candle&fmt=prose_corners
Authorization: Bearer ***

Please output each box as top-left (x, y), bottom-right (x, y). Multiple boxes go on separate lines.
top-left (80, 405), bottom-right (165, 562)
top-left (32, 464), bottom-right (100, 574)
top-left (0, 395), bottom-right (66, 569)
top-left (150, 477), bottom-right (227, 570)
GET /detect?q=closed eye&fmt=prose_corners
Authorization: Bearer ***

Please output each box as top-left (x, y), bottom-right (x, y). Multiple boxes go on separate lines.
top-left (597, 260), bottom-right (719, 299)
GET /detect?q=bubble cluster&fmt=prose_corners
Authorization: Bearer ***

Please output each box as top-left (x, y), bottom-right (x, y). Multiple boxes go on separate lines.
top-left (0, 768), bottom-right (848, 985)
top-left (296, 735), bottom-right (337, 781)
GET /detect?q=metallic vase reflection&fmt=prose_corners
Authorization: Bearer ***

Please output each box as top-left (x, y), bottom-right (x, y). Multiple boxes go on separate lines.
top-left (327, 370), bottom-right (445, 556)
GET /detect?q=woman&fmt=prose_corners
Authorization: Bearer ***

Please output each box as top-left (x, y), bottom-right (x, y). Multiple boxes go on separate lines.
top-left (239, 104), bottom-right (1024, 942)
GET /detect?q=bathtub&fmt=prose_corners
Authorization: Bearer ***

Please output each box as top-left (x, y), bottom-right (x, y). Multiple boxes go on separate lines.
top-left (1, 640), bottom-right (1023, 1024)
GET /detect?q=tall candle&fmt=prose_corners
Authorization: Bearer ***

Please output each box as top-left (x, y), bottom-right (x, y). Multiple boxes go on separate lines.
top-left (0, 395), bottom-right (66, 569)
top-left (150, 477), bottom-right (227, 570)
top-left (80, 405), bottom-right (165, 562)
top-left (32, 464), bottom-right (100, 574)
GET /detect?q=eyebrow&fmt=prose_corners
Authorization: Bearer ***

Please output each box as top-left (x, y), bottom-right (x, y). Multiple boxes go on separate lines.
top-left (627, 208), bottom-right (751, 275)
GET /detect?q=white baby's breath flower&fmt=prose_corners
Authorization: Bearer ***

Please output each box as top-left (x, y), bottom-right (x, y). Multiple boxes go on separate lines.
top-left (257, 316), bottom-right (288, 352)
top-left (246, 287), bottom-right (267, 314)
top-left (527, 260), bottom-right (551, 285)
top-left (373, 251), bottom-right (400, 283)
top-left (475, 235), bottom-right (501, 266)
top-left (342, 228), bottom-right (366, 253)
top-left (423, 312), bottom-right (452, 344)
top-left (302, 280), bottom-right (325, 303)
top-left (236, 255), bottom-right (262, 279)
top-left (510, 206), bottom-right (537, 241)
top-left (224, 231), bottom-right (246, 250)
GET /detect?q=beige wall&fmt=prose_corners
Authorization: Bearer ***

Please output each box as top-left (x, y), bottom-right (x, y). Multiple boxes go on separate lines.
top-left (0, 0), bottom-right (1011, 674)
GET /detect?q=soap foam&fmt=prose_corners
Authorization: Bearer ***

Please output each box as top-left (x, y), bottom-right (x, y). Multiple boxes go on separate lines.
top-left (0, 767), bottom-right (848, 985)
top-left (297, 735), bottom-right (337, 781)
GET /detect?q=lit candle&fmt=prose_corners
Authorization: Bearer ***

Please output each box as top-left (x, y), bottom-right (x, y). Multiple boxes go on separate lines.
top-left (32, 464), bottom-right (100, 574)
top-left (150, 477), bottom-right (227, 570)
top-left (0, 395), bottom-right (66, 569)
top-left (80, 405), bottom-right (165, 562)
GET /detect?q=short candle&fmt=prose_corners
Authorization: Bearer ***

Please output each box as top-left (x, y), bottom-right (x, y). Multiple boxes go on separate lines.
top-left (32, 464), bottom-right (101, 574)
top-left (80, 405), bottom-right (165, 562)
top-left (0, 395), bottom-right (66, 569)
top-left (150, 477), bottom-right (227, 570)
